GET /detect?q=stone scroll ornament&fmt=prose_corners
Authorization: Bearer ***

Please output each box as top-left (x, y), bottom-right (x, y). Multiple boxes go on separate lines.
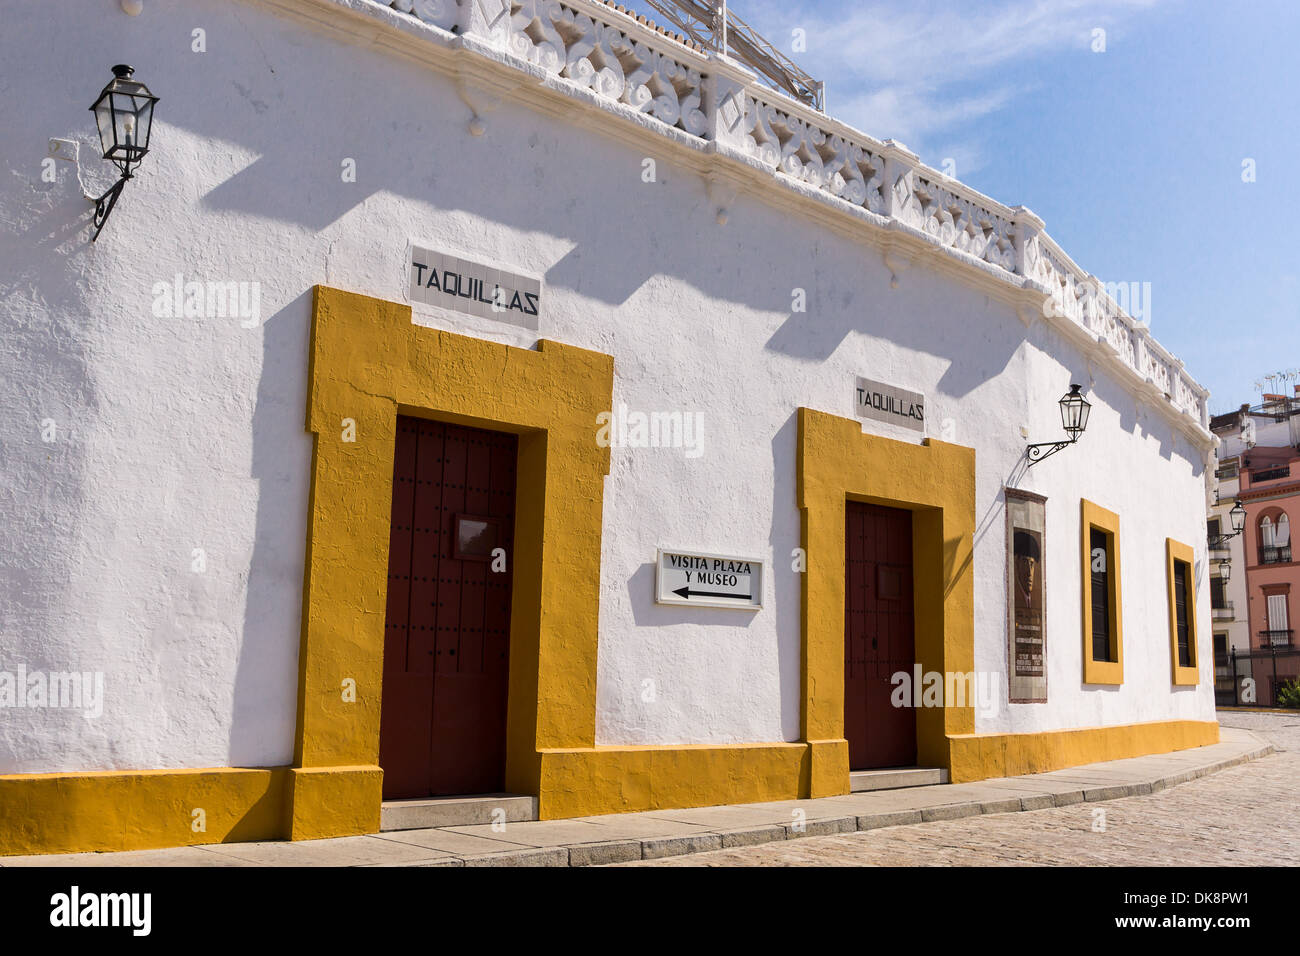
top-left (401, 0), bottom-right (459, 30)
top-left (743, 94), bottom-right (887, 215)
top-left (506, 1), bottom-right (707, 135)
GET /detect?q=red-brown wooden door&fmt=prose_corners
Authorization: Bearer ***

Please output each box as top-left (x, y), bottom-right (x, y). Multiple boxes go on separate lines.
top-left (380, 416), bottom-right (517, 799)
top-left (844, 501), bottom-right (917, 770)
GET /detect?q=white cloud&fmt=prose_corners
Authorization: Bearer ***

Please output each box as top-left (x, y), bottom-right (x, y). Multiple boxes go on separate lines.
top-left (715, 0), bottom-right (1168, 169)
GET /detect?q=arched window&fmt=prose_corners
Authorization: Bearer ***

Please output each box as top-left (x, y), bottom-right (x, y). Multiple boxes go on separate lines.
top-left (1277, 513), bottom-right (1291, 547)
top-left (1261, 516), bottom-right (1274, 547)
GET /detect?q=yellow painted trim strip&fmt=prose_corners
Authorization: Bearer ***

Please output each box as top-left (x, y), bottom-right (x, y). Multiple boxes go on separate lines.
top-left (536, 743), bottom-right (810, 819)
top-left (0, 766), bottom-right (289, 857)
top-left (0, 718), bottom-right (1223, 854)
top-left (1166, 538), bottom-right (1200, 686)
top-left (1081, 498), bottom-right (1124, 685)
top-left (947, 719), bottom-right (1219, 782)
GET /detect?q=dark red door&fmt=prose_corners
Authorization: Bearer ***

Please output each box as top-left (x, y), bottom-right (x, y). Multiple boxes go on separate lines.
top-left (380, 416), bottom-right (517, 799)
top-left (845, 501), bottom-right (916, 770)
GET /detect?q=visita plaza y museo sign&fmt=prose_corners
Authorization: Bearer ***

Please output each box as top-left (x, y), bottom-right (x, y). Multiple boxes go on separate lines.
top-left (655, 549), bottom-right (764, 610)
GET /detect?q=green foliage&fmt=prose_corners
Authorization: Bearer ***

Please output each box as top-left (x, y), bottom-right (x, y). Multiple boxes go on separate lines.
top-left (1276, 678), bottom-right (1300, 709)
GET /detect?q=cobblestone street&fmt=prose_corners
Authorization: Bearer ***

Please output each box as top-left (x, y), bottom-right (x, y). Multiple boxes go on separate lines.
top-left (616, 713), bottom-right (1300, 866)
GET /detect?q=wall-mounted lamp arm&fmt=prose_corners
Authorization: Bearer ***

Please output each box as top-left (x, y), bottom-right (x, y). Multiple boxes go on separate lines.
top-left (1025, 438), bottom-right (1076, 467)
top-left (91, 175), bottom-right (129, 242)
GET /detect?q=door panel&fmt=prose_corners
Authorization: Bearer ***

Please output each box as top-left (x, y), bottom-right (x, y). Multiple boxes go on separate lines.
top-left (378, 417), bottom-right (432, 798)
top-left (379, 416), bottom-right (517, 799)
top-left (845, 501), bottom-right (916, 770)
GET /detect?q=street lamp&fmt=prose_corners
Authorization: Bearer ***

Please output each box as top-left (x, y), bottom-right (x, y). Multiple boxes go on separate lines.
top-left (1229, 498), bottom-right (1247, 536)
top-left (1026, 384), bottom-right (1092, 466)
top-left (88, 65), bottom-right (159, 240)
top-left (1210, 498), bottom-right (1247, 548)
top-left (1219, 558), bottom-right (1231, 582)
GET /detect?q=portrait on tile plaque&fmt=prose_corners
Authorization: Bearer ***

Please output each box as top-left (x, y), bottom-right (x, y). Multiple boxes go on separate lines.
top-left (1006, 488), bottom-right (1048, 702)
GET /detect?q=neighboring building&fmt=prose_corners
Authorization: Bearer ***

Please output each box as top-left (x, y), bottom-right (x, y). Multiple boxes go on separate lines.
top-left (1209, 389), bottom-right (1300, 705)
top-left (1, 0), bottom-right (1219, 856)
top-left (1206, 442), bottom-right (1249, 705)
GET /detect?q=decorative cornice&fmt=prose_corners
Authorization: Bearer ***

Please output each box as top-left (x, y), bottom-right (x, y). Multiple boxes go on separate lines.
top-left (254, 0), bottom-right (1214, 448)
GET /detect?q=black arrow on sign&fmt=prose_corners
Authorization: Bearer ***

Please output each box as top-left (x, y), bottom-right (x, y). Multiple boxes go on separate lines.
top-left (673, 586), bottom-right (752, 601)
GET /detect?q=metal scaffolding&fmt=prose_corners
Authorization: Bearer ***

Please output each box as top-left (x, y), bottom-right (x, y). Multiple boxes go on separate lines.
top-left (644, 0), bottom-right (825, 111)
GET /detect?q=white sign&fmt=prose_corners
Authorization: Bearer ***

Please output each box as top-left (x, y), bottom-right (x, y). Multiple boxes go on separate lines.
top-left (410, 243), bottom-right (541, 329)
top-left (655, 549), bottom-right (763, 610)
top-left (855, 375), bottom-right (925, 433)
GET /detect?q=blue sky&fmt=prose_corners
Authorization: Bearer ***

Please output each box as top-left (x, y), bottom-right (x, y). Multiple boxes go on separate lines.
top-left (623, 0), bottom-right (1300, 413)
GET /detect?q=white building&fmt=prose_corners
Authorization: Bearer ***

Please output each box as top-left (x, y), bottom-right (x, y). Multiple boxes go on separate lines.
top-left (0, 0), bottom-right (1219, 855)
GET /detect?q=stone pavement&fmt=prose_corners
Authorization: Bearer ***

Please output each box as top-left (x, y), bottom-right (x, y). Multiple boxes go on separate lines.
top-left (619, 712), bottom-right (1300, 866)
top-left (0, 724), bottom-right (1275, 867)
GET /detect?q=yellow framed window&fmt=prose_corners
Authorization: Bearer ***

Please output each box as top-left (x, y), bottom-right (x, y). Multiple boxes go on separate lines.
top-left (1081, 499), bottom-right (1123, 684)
top-left (1166, 538), bottom-right (1199, 685)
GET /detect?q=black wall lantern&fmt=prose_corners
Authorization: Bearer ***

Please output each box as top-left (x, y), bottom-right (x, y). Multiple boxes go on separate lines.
top-left (1219, 557), bottom-right (1231, 582)
top-left (1026, 384), bottom-right (1092, 466)
top-left (1210, 498), bottom-right (1247, 548)
top-left (88, 65), bottom-right (159, 240)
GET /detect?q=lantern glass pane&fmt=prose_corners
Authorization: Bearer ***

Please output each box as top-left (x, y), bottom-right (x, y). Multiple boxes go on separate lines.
top-left (134, 98), bottom-right (154, 150)
top-left (93, 98), bottom-right (115, 157)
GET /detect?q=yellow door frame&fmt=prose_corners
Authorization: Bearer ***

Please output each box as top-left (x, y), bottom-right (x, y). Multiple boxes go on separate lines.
top-left (796, 406), bottom-right (977, 794)
top-left (284, 285), bottom-right (616, 837)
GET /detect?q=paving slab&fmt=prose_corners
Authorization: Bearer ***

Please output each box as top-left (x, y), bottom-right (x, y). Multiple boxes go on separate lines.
top-left (568, 841), bottom-right (642, 867)
top-left (641, 833), bottom-right (724, 859)
top-left (719, 825), bottom-right (787, 848)
top-left (786, 815), bottom-right (857, 838)
top-left (462, 847), bottom-right (568, 867)
top-left (979, 777), bottom-right (1087, 795)
top-left (441, 819), bottom-right (621, 848)
top-left (198, 835), bottom-right (445, 867)
top-left (370, 828), bottom-right (532, 856)
top-left (0, 846), bottom-right (253, 867)
top-left (569, 815), bottom-right (714, 839)
top-left (640, 805), bottom-right (797, 828)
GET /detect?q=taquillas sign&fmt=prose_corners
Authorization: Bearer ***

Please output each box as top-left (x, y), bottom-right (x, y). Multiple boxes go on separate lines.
top-left (855, 375), bottom-right (925, 432)
top-left (409, 243), bottom-right (542, 329)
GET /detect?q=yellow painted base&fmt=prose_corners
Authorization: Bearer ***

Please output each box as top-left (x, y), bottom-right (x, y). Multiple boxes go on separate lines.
top-left (807, 738), bottom-right (850, 798)
top-left (0, 718), bottom-right (1222, 854)
top-left (0, 766), bottom-right (286, 856)
top-left (282, 765), bottom-right (383, 841)
top-left (947, 719), bottom-right (1220, 782)
top-left (536, 743), bottom-right (809, 819)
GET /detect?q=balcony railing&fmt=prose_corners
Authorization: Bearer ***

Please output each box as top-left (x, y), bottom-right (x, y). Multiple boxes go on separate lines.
top-left (1251, 465), bottom-right (1291, 483)
top-left (1259, 545), bottom-right (1293, 565)
top-left (1212, 602), bottom-right (1235, 620)
top-left (1261, 629), bottom-right (1294, 647)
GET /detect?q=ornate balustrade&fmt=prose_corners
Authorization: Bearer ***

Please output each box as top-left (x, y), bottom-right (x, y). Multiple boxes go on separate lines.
top-left (380, 0), bottom-right (1210, 433)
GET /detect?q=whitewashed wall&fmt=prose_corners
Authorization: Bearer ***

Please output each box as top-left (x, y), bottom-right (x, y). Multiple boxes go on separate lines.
top-left (0, 0), bottom-right (1214, 774)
